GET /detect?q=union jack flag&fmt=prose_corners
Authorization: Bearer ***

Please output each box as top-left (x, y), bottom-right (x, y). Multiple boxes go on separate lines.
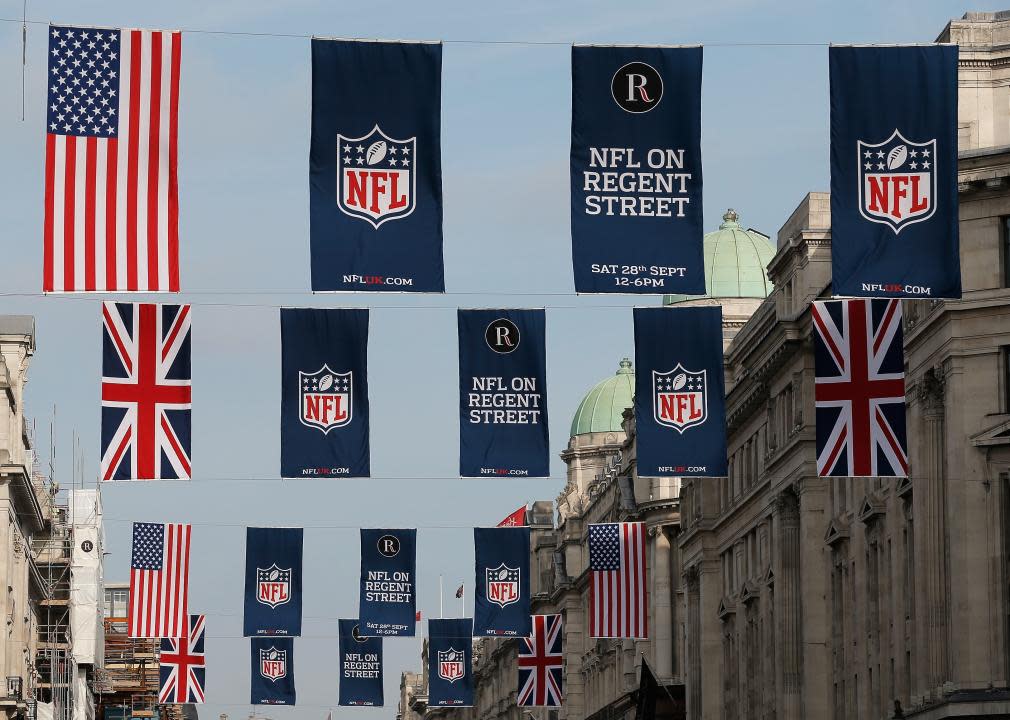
top-left (159, 614), bottom-right (206, 703)
top-left (812, 298), bottom-right (907, 477)
top-left (101, 302), bottom-right (191, 480)
top-left (518, 614), bottom-right (563, 707)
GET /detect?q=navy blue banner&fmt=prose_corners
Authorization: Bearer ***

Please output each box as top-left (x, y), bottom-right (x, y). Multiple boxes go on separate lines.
top-left (829, 45), bottom-right (960, 298)
top-left (473, 527), bottom-right (531, 637)
top-left (359, 529), bottom-right (416, 637)
top-left (250, 637), bottom-right (296, 706)
top-left (338, 620), bottom-right (384, 707)
top-left (458, 310), bottom-right (549, 478)
top-left (310, 39), bottom-right (444, 293)
top-left (244, 528), bottom-right (303, 636)
top-left (633, 307), bottom-right (727, 477)
top-left (280, 308), bottom-right (369, 478)
top-left (571, 45), bottom-right (705, 295)
top-left (428, 619), bottom-right (474, 707)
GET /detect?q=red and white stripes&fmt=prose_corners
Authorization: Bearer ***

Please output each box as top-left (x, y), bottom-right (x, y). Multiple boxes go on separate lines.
top-left (589, 521), bottom-right (648, 639)
top-left (44, 28), bottom-right (181, 293)
top-left (128, 523), bottom-right (191, 638)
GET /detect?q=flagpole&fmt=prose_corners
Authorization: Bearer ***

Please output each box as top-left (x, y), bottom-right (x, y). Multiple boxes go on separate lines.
top-left (641, 654), bottom-right (679, 705)
top-left (439, 575), bottom-right (444, 619)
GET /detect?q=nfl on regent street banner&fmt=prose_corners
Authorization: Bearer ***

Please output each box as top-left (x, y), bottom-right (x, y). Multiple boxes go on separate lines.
top-left (359, 528), bottom-right (417, 637)
top-left (244, 527), bottom-right (303, 636)
top-left (829, 45), bottom-right (960, 298)
top-left (310, 39), bottom-right (444, 293)
top-left (633, 306), bottom-right (727, 477)
top-left (570, 45), bottom-right (705, 295)
top-left (338, 620), bottom-right (384, 707)
top-left (428, 619), bottom-right (474, 708)
top-left (250, 637), bottom-right (296, 706)
top-left (458, 309), bottom-right (549, 478)
top-left (280, 308), bottom-right (369, 478)
top-left (473, 527), bottom-right (532, 637)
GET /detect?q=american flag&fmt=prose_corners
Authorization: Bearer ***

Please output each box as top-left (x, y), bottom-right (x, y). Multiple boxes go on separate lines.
top-left (44, 25), bottom-right (181, 293)
top-left (129, 522), bottom-right (191, 638)
top-left (812, 299), bottom-right (907, 477)
top-left (159, 614), bottom-right (206, 703)
top-left (517, 614), bottom-right (563, 707)
top-left (588, 522), bottom-right (647, 639)
top-left (101, 302), bottom-right (192, 481)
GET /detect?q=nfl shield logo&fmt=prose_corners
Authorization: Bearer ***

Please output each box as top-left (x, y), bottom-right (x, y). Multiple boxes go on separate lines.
top-left (260, 647), bottom-right (287, 682)
top-left (299, 365), bottom-right (352, 433)
top-left (437, 648), bottom-right (465, 683)
top-left (256, 564), bottom-right (292, 609)
top-left (654, 365), bottom-right (707, 433)
top-left (485, 563), bottom-right (521, 608)
top-left (336, 125), bottom-right (416, 228)
top-left (857, 128), bottom-right (936, 233)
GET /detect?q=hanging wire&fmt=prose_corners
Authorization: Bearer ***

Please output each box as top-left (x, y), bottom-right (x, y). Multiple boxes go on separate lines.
top-left (0, 16), bottom-right (852, 46)
top-left (0, 292), bottom-right (668, 310)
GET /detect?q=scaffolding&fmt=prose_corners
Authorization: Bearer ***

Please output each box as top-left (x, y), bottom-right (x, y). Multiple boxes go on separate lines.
top-left (96, 619), bottom-right (159, 720)
top-left (31, 503), bottom-right (74, 720)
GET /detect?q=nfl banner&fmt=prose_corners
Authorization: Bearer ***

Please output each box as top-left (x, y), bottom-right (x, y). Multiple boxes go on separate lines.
top-left (280, 308), bottom-right (369, 478)
top-left (338, 620), bottom-right (383, 707)
top-left (570, 45), bottom-right (705, 295)
top-left (359, 528), bottom-right (417, 637)
top-left (250, 637), bottom-right (295, 705)
top-left (633, 307), bottom-right (727, 477)
top-left (472, 527), bottom-right (531, 637)
top-left (243, 527), bottom-right (303, 636)
top-left (310, 39), bottom-right (444, 293)
top-left (428, 618), bottom-right (474, 708)
top-left (829, 45), bottom-right (960, 299)
top-left (812, 299), bottom-right (907, 477)
top-left (458, 309), bottom-right (549, 477)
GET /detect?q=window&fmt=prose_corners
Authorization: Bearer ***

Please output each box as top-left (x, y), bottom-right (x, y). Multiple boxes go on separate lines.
top-left (1002, 346), bottom-right (1010, 413)
top-left (104, 589), bottom-right (128, 619)
top-left (1003, 217), bottom-right (1010, 288)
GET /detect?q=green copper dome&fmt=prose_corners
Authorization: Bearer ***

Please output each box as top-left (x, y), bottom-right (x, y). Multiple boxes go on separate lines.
top-left (570, 358), bottom-right (635, 437)
top-left (663, 209), bottom-right (775, 304)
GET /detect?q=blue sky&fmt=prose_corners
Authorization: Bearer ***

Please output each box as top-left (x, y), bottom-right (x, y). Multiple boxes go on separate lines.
top-left (0, 0), bottom-right (996, 717)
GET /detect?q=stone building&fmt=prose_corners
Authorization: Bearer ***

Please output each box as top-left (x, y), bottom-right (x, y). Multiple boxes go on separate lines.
top-left (0, 316), bottom-right (46, 720)
top-left (677, 12), bottom-right (1010, 719)
top-left (0, 317), bottom-right (100, 720)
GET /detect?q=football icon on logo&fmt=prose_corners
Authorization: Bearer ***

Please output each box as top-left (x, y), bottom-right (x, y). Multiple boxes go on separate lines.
top-left (366, 141), bottom-right (388, 166)
top-left (318, 374), bottom-right (334, 392)
top-left (886, 145), bottom-right (907, 170)
top-left (671, 373), bottom-right (688, 391)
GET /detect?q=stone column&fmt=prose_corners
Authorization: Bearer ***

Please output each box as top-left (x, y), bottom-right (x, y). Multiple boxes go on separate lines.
top-left (777, 490), bottom-right (802, 720)
top-left (653, 526), bottom-right (674, 679)
top-left (919, 370), bottom-right (949, 694)
top-left (685, 567), bottom-right (701, 718)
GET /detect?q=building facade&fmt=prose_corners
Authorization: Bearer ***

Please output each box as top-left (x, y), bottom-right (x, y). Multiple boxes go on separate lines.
top-left (677, 12), bottom-right (1010, 719)
top-left (0, 318), bottom-right (103, 720)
